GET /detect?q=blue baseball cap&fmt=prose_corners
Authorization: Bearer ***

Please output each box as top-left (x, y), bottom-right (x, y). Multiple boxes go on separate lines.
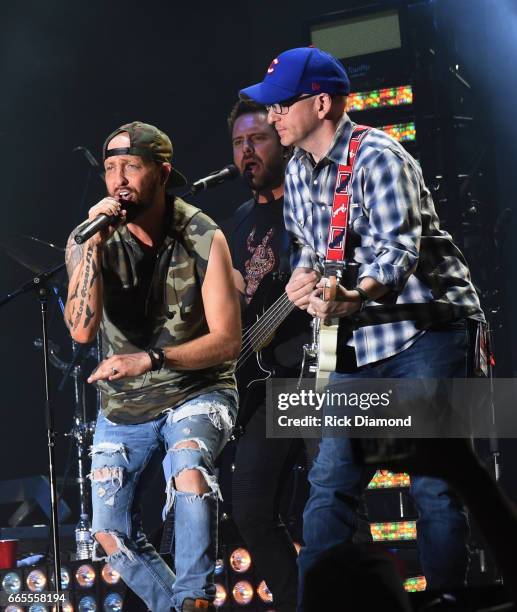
top-left (239, 47), bottom-right (350, 105)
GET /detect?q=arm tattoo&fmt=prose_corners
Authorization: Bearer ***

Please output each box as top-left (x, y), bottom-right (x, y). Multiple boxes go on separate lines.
top-left (83, 304), bottom-right (95, 328)
top-left (71, 281), bottom-right (79, 300)
top-left (65, 234), bottom-right (84, 279)
top-left (72, 244), bottom-right (96, 331)
top-left (89, 259), bottom-right (99, 288)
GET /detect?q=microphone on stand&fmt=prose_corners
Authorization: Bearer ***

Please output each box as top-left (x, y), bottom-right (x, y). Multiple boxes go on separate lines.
top-left (189, 164), bottom-right (239, 194)
top-left (73, 146), bottom-right (105, 181)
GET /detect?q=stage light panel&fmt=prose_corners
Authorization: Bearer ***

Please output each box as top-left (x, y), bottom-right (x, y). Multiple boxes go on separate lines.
top-left (404, 575), bottom-right (427, 592)
top-left (103, 591), bottom-right (123, 611)
top-left (2, 571), bottom-right (22, 594)
top-left (232, 580), bottom-right (254, 605)
top-left (257, 580), bottom-right (273, 603)
top-left (229, 548), bottom-right (252, 573)
top-left (75, 564), bottom-right (96, 589)
top-left (50, 567), bottom-right (71, 590)
top-left (347, 85), bottom-right (413, 112)
top-left (215, 558), bottom-right (225, 576)
top-left (367, 470), bottom-right (411, 489)
top-left (26, 568), bottom-right (47, 592)
top-left (214, 583), bottom-right (227, 607)
top-left (52, 603), bottom-right (74, 612)
top-left (78, 594), bottom-right (97, 611)
top-left (101, 564), bottom-right (120, 586)
top-left (380, 122), bottom-right (416, 142)
top-left (370, 520), bottom-right (417, 541)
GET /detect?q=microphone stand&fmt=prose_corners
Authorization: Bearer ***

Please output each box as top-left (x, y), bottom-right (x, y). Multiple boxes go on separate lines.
top-left (0, 262), bottom-right (66, 608)
top-left (35, 338), bottom-right (97, 559)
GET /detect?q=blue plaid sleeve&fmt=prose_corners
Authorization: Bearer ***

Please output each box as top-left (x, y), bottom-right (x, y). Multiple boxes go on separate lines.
top-left (284, 164), bottom-right (319, 270)
top-left (358, 148), bottom-right (421, 291)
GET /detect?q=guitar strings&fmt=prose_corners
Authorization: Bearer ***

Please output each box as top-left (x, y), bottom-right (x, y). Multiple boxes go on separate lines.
top-left (238, 293), bottom-right (295, 369)
top-left (240, 293), bottom-right (292, 348)
top-left (238, 305), bottom-right (294, 368)
top-left (241, 291), bottom-right (290, 342)
top-left (238, 296), bottom-right (294, 368)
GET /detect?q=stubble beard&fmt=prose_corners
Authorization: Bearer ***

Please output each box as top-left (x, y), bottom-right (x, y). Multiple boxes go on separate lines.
top-left (120, 179), bottom-right (161, 222)
top-left (244, 156), bottom-right (285, 195)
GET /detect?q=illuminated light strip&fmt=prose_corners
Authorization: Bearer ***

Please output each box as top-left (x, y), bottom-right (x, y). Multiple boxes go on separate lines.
top-left (368, 470), bottom-right (411, 489)
top-left (370, 521), bottom-right (417, 541)
top-left (404, 576), bottom-right (427, 592)
top-left (347, 85), bottom-right (413, 112)
top-left (380, 122), bottom-right (416, 142)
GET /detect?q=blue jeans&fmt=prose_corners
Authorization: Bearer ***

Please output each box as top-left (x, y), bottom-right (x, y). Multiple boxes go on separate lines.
top-left (90, 389), bottom-right (237, 611)
top-left (298, 329), bottom-right (470, 608)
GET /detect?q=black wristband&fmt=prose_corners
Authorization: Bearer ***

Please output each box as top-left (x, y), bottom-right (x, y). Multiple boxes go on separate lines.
top-left (354, 286), bottom-right (370, 312)
top-left (147, 347), bottom-right (165, 372)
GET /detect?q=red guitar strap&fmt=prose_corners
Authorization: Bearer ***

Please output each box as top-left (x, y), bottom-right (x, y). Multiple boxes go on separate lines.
top-left (325, 125), bottom-right (370, 263)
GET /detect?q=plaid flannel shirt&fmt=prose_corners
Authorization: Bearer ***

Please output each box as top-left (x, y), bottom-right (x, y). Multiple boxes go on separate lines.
top-left (284, 114), bottom-right (484, 367)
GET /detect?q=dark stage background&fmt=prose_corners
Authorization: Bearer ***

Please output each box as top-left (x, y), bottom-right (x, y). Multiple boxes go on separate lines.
top-left (0, 0), bottom-right (516, 531)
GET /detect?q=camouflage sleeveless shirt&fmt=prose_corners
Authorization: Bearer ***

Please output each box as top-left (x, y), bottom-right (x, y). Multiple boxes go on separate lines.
top-left (91, 198), bottom-right (236, 424)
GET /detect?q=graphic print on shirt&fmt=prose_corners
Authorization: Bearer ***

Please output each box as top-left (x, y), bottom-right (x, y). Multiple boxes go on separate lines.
top-left (244, 227), bottom-right (276, 303)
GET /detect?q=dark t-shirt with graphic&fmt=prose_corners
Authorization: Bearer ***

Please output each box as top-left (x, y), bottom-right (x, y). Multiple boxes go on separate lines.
top-left (230, 197), bottom-right (288, 304)
top-left (225, 196), bottom-right (310, 372)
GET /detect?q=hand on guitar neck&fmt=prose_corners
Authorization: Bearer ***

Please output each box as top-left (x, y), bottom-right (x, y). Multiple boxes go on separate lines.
top-left (308, 276), bottom-right (389, 319)
top-left (285, 267), bottom-right (321, 309)
top-left (308, 278), bottom-right (362, 319)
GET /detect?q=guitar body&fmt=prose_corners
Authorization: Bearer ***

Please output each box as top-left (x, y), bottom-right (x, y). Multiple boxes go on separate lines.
top-left (317, 318), bottom-right (339, 388)
top-left (298, 266), bottom-right (356, 390)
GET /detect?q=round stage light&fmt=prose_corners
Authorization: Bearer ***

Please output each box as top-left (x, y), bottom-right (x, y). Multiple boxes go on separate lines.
top-left (5, 606), bottom-right (23, 612)
top-left (214, 583), bottom-right (227, 607)
top-left (229, 548), bottom-right (251, 573)
top-left (50, 567), bottom-right (71, 590)
top-left (257, 580), bottom-right (273, 603)
top-left (52, 603), bottom-right (74, 612)
top-left (101, 563), bottom-right (121, 585)
top-left (214, 558), bottom-right (224, 575)
top-left (2, 571), bottom-right (21, 594)
top-left (103, 592), bottom-right (123, 611)
top-left (26, 569), bottom-right (47, 592)
top-left (28, 605), bottom-right (47, 612)
top-left (76, 564), bottom-right (96, 588)
top-left (232, 580), bottom-right (254, 605)
top-left (78, 595), bottom-right (97, 611)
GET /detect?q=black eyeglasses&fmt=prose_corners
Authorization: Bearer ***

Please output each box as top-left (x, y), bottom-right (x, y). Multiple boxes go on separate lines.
top-left (265, 92), bottom-right (321, 115)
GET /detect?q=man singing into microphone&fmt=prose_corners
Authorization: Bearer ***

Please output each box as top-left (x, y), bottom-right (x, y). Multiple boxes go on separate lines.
top-left (64, 121), bottom-right (240, 612)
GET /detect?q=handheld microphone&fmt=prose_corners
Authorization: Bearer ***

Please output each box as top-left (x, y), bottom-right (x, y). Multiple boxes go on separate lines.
top-left (74, 213), bottom-right (119, 244)
top-left (190, 164), bottom-right (239, 194)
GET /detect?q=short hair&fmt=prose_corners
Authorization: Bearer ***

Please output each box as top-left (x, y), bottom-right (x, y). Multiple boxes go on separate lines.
top-left (227, 99), bottom-right (269, 137)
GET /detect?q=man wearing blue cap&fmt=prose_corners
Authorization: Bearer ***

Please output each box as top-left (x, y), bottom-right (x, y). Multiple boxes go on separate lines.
top-left (240, 47), bottom-right (485, 606)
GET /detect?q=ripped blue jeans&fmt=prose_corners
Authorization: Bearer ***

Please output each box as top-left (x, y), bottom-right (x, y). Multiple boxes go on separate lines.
top-left (90, 389), bottom-right (237, 611)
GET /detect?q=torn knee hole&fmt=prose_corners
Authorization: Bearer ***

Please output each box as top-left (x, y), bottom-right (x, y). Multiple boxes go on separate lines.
top-left (90, 467), bottom-right (124, 506)
top-left (173, 440), bottom-right (200, 450)
top-left (175, 467), bottom-right (210, 489)
top-left (94, 532), bottom-right (119, 554)
top-left (93, 532), bottom-right (135, 562)
top-left (92, 467), bottom-right (116, 481)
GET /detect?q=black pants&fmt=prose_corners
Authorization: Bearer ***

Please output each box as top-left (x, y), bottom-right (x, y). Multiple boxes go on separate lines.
top-left (231, 398), bottom-right (319, 612)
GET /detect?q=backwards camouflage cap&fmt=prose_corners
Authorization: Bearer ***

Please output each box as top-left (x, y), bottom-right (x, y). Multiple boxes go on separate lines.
top-left (103, 121), bottom-right (187, 188)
